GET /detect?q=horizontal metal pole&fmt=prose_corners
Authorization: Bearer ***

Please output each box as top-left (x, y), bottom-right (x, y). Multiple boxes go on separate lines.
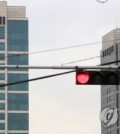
top-left (0, 65), bottom-right (119, 70)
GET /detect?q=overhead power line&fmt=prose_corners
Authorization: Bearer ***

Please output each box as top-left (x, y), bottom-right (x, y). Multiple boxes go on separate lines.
top-left (0, 39), bottom-right (118, 61)
top-left (28, 39), bottom-right (120, 54)
top-left (0, 39), bottom-right (118, 62)
top-left (29, 41), bottom-right (102, 54)
top-left (0, 41), bottom-right (102, 60)
top-left (28, 39), bottom-right (118, 54)
top-left (62, 51), bottom-right (120, 65)
top-left (62, 56), bottom-right (100, 65)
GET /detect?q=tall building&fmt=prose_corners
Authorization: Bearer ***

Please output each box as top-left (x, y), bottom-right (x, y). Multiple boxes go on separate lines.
top-left (0, 1), bottom-right (29, 134)
top-left (101, 29), bottom-right (120, 134)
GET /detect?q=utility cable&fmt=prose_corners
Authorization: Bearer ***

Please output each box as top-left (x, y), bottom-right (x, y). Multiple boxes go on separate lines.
top-left (62, 56), bottom-right (100, 65)
top-left (0, 70), bottom-right (75, 87)
top-left (28, 39), bottom-right (119, 54)
top-left (62, 51), bottom-right (120, 65)
top-left (0, 41), bottom-right (102, 60)
top-left (29, 41), bottom-right (102, 54)
top-left (0, 39), bottom-right (118, 60)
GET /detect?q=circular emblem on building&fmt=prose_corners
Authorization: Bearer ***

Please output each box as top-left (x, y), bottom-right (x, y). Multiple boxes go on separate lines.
top-left (100, 106), bottom-right (118, 127)
top-left (96, 0), bottom-right (109, 3)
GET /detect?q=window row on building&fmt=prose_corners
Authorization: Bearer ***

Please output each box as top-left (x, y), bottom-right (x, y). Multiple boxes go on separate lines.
top-left (103, 46), bottom-right (114, 57)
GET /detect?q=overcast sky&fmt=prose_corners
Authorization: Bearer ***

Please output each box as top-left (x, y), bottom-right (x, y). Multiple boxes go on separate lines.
top-left (7, 0), bottom-right (120, 134)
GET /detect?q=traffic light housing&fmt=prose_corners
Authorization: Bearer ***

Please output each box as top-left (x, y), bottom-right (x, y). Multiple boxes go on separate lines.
top-left (76, 70), bottom-right (120, 85)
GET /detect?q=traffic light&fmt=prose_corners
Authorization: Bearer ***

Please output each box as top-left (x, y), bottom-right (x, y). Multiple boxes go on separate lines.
top-left (76, 70), bottom-right (120, 85)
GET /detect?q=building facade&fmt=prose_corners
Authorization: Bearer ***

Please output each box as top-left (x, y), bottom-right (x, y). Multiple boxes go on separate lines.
top-left (101, 29), bottom-right (120, 134)
top-left (0, 1), bottom-right (29, 134)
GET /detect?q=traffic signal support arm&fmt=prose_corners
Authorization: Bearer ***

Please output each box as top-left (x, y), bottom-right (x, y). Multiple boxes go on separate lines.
top-left (0, 65), bottom-right (119, 70)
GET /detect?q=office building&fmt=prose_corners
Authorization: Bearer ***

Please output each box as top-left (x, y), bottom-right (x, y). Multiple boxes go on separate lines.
top-left (101, 29), bottom-right (120, 134)
top-left (0, 1), bottom-right (29, 134)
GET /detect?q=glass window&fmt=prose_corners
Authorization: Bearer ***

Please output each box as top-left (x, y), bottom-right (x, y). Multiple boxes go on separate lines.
top-left (111, 46), bottom-right (113, 53)
top-left (0, 83), bottom-right (5, 90)
top-left (0, 27), bottom-right (5, 39)
top-left (0, 103), bottom-right (5, 110)
top-left (103, 51), bottom-right (104, 57)
top-left (0, 73), bottom-right (5, 80)
top-left (0, 42), bottom-right (5, 50)
top-left (0, 113), bottom-right (5, 120)
top-left (7, 54), bottom-right (28, 71)
top-left (8, 74), bottom-right (28, 91)
top-left (8, 113), bottom-right (28, 130)
top-left (0, 123), bottom-right (5, 130)
top-left (8, 54), bottom-right (28, 65)
top-left (0, 63), bottom-right (5, 70)
top-left (7, 20), bottom-right (28, 51)
top-left (0, 93), bottom-right (5, 100)
top-left (105, 50), bottom-right (106, 56)
top-left (8, 93), bottom-right (28, 110)
top-left (0, 54), bottom-right (5, 60)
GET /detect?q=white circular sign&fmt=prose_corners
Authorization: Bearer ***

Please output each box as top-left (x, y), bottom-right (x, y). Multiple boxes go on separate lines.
top-left (96, 0), bottom-right (108, 3)
top-left (100, 106), bottom-right (118, 127)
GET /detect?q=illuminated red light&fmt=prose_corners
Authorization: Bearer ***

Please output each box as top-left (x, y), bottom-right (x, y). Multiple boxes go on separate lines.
top-left (77, 72), bottom-right (89, 84)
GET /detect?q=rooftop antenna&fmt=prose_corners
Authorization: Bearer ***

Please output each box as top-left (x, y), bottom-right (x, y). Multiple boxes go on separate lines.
top-left (96, 0), bottom-right (109, 3)
top-left (115, 17), bottom-right (120, 30)
top-left (116, 17), bottom-right (118, 29)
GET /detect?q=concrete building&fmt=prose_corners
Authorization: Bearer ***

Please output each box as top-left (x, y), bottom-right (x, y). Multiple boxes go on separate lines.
top-left (101, 29), bottom-right (120, 134)
top-left (0, 1), bottom-right (29, 134)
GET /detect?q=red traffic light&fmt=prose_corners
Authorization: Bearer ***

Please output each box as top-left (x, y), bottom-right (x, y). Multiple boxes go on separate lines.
top-left (76, 72), bottom-right (89, 84)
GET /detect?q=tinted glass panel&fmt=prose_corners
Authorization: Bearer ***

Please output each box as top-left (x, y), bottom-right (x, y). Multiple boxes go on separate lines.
top-left (8, 113), bottom-right (28, 130)
top-left (0, 42), bottom-right (5, 50)
top-left (0, 113), bottom-right (5, 120)
top-left (0, 27), bottom-right (5, 39)
top-left (0, 123), bottom-right (5, 129)
top-left (8, 74), bottom-right (28, 91)
top-left (0, 73), bottom-right (5, 80)
top-left (0, 54), bottom-right (5, 60)
top-left (7, 20), bottom-right (28, 51)
top-left (0, 83), bottom-right (5, 90)
top-left (8, 54), bottom-right (28, 65)
top-left (0, 103), bottom-right (5, 110)
top-left (0, 93), bottom-right (5, 100)
top-left (0, 63), bottom-right (5, 70)
top-left (8, 93), bottom-right (28, 110)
